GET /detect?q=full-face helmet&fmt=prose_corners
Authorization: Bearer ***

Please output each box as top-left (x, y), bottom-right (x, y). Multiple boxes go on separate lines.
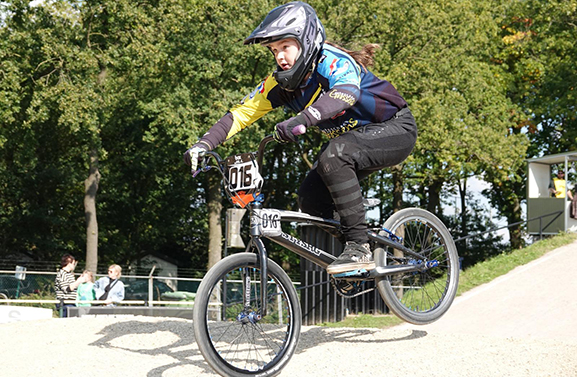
top-left (244, 1), bottom-right (326, 91)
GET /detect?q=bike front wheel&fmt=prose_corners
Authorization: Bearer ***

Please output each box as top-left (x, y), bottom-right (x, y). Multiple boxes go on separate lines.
top-left (375, 208), bottom-right (459, 325)
top-left (193, 252), bottom-right (301, 377)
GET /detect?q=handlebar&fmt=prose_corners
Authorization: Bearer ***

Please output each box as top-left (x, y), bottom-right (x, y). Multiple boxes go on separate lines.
top-left (292, 124), bottom-right (306, 136)
top-left (194, 124), bottom-right (307, 177)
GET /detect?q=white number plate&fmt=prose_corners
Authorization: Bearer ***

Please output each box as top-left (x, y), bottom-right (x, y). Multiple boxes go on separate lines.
top-left (254, 209), bottom-right (282, 236)
top-left (228, 161), bottom-right (259, 191)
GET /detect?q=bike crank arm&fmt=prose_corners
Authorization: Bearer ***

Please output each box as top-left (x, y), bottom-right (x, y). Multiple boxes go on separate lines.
top-left (368, 263), bottom-right (430, 278)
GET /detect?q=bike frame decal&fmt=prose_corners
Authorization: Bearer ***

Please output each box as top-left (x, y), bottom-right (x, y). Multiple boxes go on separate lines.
top-left (268, 232), bottom-right (336, 269)
top-left (252, 209), bottom-right (282, 236)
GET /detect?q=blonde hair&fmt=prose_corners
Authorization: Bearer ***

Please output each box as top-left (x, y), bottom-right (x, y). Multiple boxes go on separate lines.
top-left (82, 270), bottom-right (95, 283)
top-left (109, 264), bottom-right (122, 278)
top-left (325, 41), bottom-right (380, 69)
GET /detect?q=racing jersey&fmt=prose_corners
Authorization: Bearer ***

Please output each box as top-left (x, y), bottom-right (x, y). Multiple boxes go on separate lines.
top-left (198, 44), bottom-right (407, 150)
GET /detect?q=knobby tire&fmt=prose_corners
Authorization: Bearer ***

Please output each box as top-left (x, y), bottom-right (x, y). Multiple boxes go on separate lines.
top-left (193, 253), bottom-right (301, 377)
top-left (375, 208), bottom-right (459, 325)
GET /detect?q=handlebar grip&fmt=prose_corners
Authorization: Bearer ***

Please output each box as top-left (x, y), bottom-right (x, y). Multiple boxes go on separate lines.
top-left (292, 124), bottom-right (306, 136)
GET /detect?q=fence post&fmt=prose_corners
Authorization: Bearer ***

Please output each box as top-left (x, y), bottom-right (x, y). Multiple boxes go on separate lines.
top-left (148, 265), bottom-right (156, 307)
top-left (539, 217), bottom-right (543, 240)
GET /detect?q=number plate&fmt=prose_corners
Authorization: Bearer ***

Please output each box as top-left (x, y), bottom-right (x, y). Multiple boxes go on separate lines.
top-left (224, 153), bottom-right (263, 197)
top-left (253, 209), bottom-right (282, 236)
top-left (228, 160), bottom-right (259, 191)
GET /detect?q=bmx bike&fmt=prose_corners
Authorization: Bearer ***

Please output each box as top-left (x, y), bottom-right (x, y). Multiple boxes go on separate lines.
top-left (191, 133), bottom-right (459, 377)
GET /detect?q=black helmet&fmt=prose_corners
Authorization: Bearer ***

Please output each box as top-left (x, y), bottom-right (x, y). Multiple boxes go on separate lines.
top-left (244, 1), bottom-right (326, 91)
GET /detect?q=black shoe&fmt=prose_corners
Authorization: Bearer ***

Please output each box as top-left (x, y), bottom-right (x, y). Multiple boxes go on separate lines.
top-left (326, 242), bottom-right (375, 274)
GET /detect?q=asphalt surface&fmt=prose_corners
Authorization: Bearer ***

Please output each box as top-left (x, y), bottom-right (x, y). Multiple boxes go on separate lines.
top-left (398, 238), bottom-right (577, 341)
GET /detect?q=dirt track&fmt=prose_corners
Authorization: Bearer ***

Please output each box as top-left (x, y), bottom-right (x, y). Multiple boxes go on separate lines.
top-left (1, 240), bottom-right (577, 376)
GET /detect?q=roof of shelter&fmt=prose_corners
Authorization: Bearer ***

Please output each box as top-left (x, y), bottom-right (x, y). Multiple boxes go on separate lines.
top-left (526, 151), bottom-right (577, 165)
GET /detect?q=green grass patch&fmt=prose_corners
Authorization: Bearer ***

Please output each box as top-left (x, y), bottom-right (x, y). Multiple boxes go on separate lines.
top-left (457, 232), bottom-right (577, 296)
top-left (319, 232), bottom-right (577, 329)
top-left (321, 312), bottom-right (403, 328)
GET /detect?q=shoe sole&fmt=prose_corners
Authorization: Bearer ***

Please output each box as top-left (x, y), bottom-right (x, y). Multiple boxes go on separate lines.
top-left (326, 261), bottom-right (376, 275)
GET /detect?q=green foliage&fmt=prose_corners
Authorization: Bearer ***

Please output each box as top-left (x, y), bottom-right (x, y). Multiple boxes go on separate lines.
top-left (12, 291), bottom-right (57, 312)
top-left (498, 0), bottom-right (577, 154)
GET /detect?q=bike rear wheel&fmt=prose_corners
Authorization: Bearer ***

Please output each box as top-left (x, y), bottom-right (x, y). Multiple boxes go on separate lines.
top-left (375, 208), bottom-right (459, 325)
top-left (193, 252), bottom-right (301, 377)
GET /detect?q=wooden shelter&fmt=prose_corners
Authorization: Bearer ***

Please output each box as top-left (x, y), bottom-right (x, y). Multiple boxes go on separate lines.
top-left (526, 151), bottom-right (577, 235)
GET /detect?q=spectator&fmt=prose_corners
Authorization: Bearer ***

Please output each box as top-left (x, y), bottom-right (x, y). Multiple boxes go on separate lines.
top-left (549, 170), bottom-right (566, 198)
top-left (76, 270), bottom-right (95, 307)
top-left (569, 184), bottom-right (576, 218)
top-left (54, 254), bottom-right (86, 317)
top-left (94, 264), bottom-right (125, 306)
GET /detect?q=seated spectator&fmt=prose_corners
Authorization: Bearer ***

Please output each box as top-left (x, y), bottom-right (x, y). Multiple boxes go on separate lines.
top-left (76, 270), bottom-right (95, 307)
top-left (94, 264), bottom-right (125, 306)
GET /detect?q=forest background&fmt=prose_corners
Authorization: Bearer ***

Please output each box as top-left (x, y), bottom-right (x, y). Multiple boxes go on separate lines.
top-left (1, 0), bottom-right (575, 277)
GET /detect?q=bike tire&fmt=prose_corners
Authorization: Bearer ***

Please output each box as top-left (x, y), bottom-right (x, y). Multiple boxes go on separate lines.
top-left (193, 252), bottom-right (301, 377)
top-left (375, 208), bottom-right (459, 325)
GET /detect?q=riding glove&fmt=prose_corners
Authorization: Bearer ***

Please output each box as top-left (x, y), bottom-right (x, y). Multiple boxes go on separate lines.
top-left (183, 143), bottom-right (208, 172)
top-left (274, 113), bottom-right (307, 143)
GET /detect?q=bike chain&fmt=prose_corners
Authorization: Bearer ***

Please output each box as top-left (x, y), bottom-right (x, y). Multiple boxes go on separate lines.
top-left (330, 277), bottom-right (376, 299)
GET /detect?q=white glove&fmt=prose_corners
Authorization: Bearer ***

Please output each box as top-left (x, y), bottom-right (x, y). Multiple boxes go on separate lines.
top-left (183, 144), bottom-right (207, 172)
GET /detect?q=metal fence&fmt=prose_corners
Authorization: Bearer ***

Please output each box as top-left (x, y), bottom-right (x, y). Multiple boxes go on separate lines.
top-left (0, 268), bottom-right (302, 321)
top-left (0, 269), bottom-right (202, 312)
top-left (3, 210), bottom-right (568, 322)
top-left (299, 225), bottom-right (388, 325)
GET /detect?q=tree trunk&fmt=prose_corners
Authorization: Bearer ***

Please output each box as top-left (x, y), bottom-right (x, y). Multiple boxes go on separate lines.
top-left (427, 179), bottom-right (443, 216)
top-left (84, 149), bottom-right (100, 272)
top-left (457, 177), bottom-right (468, 251)
top-left (391, 165), bottom-right (404, 213)
top-left (507, 196), bottom-right (523, 249)
top-left (207, 173), bottom-right (223, 270)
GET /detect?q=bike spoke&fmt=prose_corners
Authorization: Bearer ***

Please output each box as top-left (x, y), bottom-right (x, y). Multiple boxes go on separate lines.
top-left (386, 217), bottom-right (454, 314)
top-left (204, 263), bottom-right (294, 373)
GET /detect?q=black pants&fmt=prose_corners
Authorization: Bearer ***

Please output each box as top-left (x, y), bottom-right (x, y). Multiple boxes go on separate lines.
top-left (298, 107), bottom-right (417, 244)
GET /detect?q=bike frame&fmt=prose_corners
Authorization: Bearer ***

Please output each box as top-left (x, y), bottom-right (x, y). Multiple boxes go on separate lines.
top-left (201, 135), bottom-right (431, 318)
top-left (246, 201), bottom-right (429, 316)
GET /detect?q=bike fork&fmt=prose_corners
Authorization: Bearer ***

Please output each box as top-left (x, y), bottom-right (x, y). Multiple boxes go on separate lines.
top-left (248, 237), bottom-right (268, 317)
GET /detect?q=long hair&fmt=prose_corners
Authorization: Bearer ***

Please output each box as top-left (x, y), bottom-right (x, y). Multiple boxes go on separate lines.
top-left (325, 41), bottom-right (380, 69)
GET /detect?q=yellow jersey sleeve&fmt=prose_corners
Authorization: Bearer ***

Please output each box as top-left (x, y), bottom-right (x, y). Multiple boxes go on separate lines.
top-left (226, 74), bottom-right (278, 140)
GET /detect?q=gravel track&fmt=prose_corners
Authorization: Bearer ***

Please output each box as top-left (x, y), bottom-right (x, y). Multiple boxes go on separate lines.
top-left (2, 240), bottom-right (577, 377)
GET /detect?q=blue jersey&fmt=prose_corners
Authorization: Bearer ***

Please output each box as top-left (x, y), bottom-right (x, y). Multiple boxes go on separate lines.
top-left (198, 44), bottom-right (407, 149)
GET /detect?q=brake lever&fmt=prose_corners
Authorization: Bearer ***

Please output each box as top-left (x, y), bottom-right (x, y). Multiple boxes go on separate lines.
top-left (191, 154), bottom-right (213, 177)
top-left (192, 165), bottom-right (212, 178)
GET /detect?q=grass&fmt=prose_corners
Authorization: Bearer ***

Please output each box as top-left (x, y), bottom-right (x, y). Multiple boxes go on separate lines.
top-left (319, 232), bottom-right (577, 329)
top-left (321, 312), bottom-right (403, 328)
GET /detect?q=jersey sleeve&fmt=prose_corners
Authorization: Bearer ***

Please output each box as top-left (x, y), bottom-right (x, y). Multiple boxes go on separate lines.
top-left (299, 50), bottom-right (362, 127)
top-left (198, 74), bottom-right (278, 149)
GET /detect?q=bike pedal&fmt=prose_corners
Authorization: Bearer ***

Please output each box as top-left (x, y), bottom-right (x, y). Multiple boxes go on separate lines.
top-left (333, 269), bottom-right (369, 278)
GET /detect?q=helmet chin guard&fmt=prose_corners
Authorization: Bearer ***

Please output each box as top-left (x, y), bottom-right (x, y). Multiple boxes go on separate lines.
top-left (244, 1), bottom-right (325, 91)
